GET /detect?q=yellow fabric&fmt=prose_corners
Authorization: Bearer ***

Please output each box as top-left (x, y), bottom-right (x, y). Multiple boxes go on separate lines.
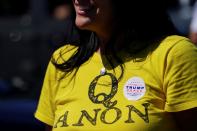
top-left (34, 35), bottom-right (197, 131)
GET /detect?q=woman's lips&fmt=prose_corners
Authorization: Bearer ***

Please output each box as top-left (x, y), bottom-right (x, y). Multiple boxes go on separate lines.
top-left (76, 6), bottom-right (94, 16)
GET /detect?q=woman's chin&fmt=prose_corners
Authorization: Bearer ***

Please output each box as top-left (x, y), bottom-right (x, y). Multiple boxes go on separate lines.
top-left (75, 17), bottom-right (92, 30)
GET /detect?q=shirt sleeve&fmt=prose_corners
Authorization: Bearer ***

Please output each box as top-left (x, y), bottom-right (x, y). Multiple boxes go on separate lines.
top-left (34, 60), bottom-right (57, 126)
top-left (164, 39), bottom-right (197, 112)
top-left (34, 44), bottom-right (77, 126)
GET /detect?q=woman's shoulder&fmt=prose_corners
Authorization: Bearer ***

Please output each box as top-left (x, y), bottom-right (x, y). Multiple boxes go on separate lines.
top-left (157, 35), bottom-right (196, 53)
top-left (52, 44), bottom-right (78, 63)
top-left (161, 35), bottom-right (191, 46)
top-left (149, 35), bottom-right (197, 63)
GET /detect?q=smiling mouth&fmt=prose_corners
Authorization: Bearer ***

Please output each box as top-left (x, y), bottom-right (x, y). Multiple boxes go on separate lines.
top-left (76, 5), bottom-right (95, 15)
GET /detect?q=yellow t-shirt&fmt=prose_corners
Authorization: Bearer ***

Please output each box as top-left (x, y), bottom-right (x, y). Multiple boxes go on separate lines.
top-left (34, 35), bottom-right (197, 131)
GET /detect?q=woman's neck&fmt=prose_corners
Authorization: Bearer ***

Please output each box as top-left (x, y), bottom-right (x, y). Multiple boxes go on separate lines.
top-left (96, 32), bottom-right (111, 54)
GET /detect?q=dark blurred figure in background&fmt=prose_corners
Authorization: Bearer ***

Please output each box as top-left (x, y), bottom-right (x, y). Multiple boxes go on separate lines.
top-left (0, 0), bottom-right (76, 131)
top-left (168, 0), bottom-right (193, 36)
top-left (52, 3), bottom-right (72, 21)
top-left (48, 0), bottom-right (79, 49)
top-left (168, 0), bottom-right (197, 45)
top-left (189, 0), bottom-right (197, 45)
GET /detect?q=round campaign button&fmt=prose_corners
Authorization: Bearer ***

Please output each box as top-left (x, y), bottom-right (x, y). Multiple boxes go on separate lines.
top-left (123, 77), bottom-right (146, 100)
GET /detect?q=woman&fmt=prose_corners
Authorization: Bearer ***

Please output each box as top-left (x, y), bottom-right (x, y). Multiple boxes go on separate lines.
top-left (35, 0), bottom-right (197, 131)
